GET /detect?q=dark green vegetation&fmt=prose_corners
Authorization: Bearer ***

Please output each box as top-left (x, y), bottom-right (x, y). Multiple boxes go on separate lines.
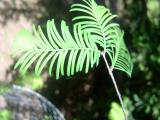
top-left (0, 0), bottom-right (160, 120)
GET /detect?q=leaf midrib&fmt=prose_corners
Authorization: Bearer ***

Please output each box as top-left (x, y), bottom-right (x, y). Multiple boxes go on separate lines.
top-left (21, 48), bottom-right (100, 53)
top-left (91, 5), bottom-right (106, 51)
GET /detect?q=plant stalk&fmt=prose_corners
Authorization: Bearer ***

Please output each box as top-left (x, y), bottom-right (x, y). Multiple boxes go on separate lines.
top-left (101, 52), bottom-right (128, 120)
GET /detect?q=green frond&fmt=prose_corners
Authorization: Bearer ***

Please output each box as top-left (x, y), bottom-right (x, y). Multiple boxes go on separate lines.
top-left (70, 0), bottom-right (133, 76)
top-left (70, 0), bottom-right (118, 52)
top-left (13, 0), bottom-right (133, 79)
top-left (109, 28), bottom-right (133, 77)
top-left (70, 0), bottom-right (118, 47)
top-left (13, 19), bottom-right (101, 79)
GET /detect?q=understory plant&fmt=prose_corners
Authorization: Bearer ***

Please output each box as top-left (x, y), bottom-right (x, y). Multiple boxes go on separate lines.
top-left (12, 0), bottom-right (133, 119)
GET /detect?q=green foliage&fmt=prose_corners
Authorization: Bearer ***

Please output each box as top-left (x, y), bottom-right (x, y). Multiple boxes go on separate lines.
top-left (13, 21), bottom-right (100, 79)
top-left (108, 102), bottom-right (124, 120)
top-left (147, 0), bottom-right (160, 26)
top-left (14, 73), bottom-right (44, 90)
top-left (70, 0), bottom-right (133, 76)
top-left (0, 110), bottom-right (11, 120)
top-left (108, 98), bottom-right (136, 120)
top-left (13, 0), bottom-right (132, 79)
top-left (0, 85), bottom-right (10, 95)
top-left (44, 115), bottom-right (52, 120)
top-left (132, 87), bottom-right (160, 120)
top-left (124, 0), bottom-right (160, 117)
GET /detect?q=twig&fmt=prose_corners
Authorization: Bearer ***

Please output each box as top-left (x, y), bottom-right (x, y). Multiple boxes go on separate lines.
top-left (101, 51), bottom-right (128, 120)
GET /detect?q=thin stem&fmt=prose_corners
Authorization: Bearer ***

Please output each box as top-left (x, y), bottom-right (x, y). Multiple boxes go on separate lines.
top-left (101, 51), bottom-right (128, 120)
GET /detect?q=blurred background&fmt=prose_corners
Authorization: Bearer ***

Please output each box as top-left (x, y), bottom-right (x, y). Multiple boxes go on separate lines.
top-left (0, 0), bottom-right (160, 120)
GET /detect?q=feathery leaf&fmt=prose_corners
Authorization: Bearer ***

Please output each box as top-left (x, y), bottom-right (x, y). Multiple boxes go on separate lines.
top-left (13, 19), bottom-right (100, 79)
top-left (70, 0), bottom-right (132, 76)
top-left (13, 0), bottom-right (133, 79)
